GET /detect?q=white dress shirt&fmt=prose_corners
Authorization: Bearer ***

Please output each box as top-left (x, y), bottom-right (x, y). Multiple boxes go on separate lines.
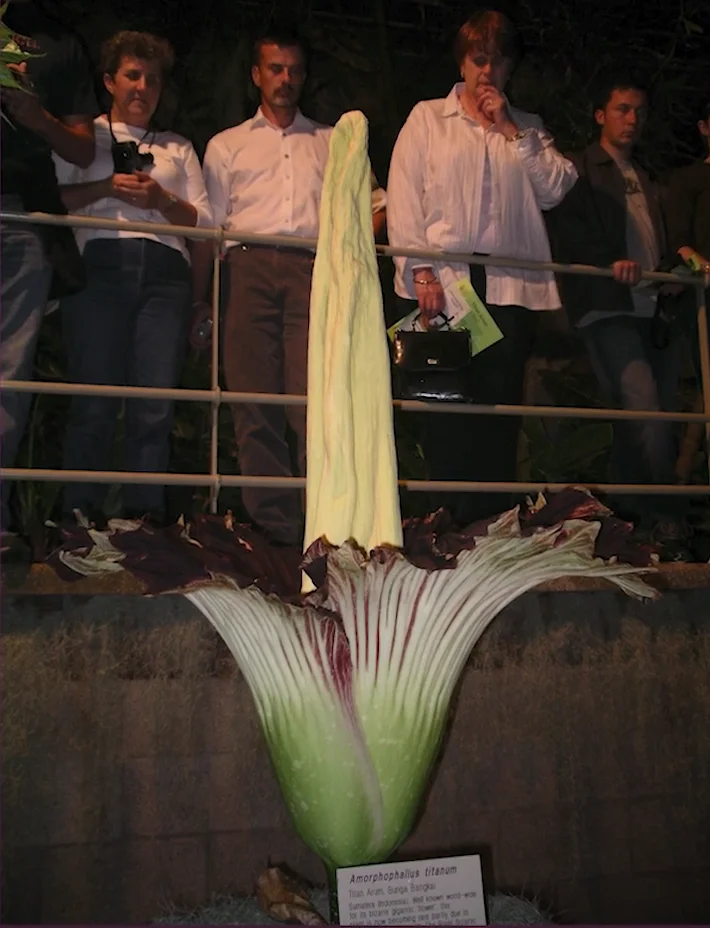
top-left (387, 83), bottom-right (578, 310)
top-left (202, 107), bottom-right (386, 250)
top-left (53, 115), bottom-right (213, 264)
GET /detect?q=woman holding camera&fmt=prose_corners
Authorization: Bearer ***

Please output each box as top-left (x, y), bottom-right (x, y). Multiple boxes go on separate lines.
top-left (54, 30), bottom-right (212, 524)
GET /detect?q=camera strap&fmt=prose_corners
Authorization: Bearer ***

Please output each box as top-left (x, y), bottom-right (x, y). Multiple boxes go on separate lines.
top-left (107, 113), bottom-right (156, 152)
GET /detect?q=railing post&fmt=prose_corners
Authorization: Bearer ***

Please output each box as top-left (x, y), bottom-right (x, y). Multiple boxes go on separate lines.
top-left (697, 275), bottom-right (710, 484)
top-left (209, 232), bottom-right (223, 514)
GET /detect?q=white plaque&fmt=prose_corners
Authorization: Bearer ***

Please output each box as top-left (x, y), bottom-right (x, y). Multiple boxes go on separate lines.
top-left (336, 854), bottom-right (487, 926)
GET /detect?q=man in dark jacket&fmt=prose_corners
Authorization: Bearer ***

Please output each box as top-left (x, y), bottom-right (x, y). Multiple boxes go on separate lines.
top-left (547, 74), bottom-right (688, 555)
top-left (1, 0), bottom-right (98, 550)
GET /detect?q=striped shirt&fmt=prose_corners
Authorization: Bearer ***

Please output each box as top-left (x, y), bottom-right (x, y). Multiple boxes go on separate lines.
top-left (387, 83), bottom-right (578, 310)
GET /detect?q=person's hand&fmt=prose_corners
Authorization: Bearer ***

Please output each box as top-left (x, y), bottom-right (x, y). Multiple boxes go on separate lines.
top-left (475, 82), bottom-right (517, 136)
top-left (189, 301), bottom-right (213, 351)
top-left (413, 269), bottom-right (445, 323)
top-left (2, 63), bottom-right (50, 134)
top-left (111, 171), bottom-right (165, 210)
top-left (612, 259), bottom-right (642, 286)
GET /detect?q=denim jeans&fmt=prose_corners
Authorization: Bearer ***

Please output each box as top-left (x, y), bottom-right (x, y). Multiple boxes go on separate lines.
top-left (0, 194), bottom-right (54, 530)
top-left (581, 314), bottom-right (684, 525)
top-left (61, 238), bottom-right (191, 518)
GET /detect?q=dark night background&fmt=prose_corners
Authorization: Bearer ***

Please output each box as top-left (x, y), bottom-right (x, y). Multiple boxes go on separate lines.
top-left (43, 0), bottom-right (710, 182)
top-left (10, 0), bottom-right (710, 546)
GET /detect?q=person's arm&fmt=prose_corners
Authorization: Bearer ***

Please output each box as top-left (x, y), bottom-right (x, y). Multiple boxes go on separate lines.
top-left (146, 139), bottom-right (214, 229)
top-left (372, 208), bottom-right (386, 242)
top-left (473, 90), bottom-right (577, 209)
top-left (191, 136), bottom-right (230, 303)
top-left (3, 79), bottom-right (95, 167)
top-left (179, 142), bottom-right (214, 230)
top-left (665, 168), bottom-right (709, 267)
top-left (59, 176), bottom-right (112, 211)
top-left (387, 105), bottom-right (444, 316)
top-left (4, 26), bottom-right (98, 168)
top-left (506, 117), bottom-right (578, 210)
top-left (547, 169), bottom-right (641, 285)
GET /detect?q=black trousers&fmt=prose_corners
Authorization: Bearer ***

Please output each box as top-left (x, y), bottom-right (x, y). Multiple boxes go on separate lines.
top-left (396, 263), bottom-right (537, 526)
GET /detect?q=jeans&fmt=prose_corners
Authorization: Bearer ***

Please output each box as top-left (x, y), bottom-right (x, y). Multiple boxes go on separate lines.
top-left (61, 238), bottom-right (191, 518)
top-left (0, 194), bottom-right (53, 530)
top-left (581, 314), bottom-right (684, 525)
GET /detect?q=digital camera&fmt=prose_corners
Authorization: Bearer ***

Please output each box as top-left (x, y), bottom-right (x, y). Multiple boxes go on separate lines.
top-left (111, 140), bottom-right (154, 174)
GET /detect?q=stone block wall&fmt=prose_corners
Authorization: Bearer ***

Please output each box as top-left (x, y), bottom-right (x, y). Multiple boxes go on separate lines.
top-left (3, 577), bottom-right (710, 924)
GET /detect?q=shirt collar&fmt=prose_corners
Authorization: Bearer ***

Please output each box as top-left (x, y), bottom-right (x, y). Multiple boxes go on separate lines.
top-left (442, 83), bottom-right (465, 117)
top-left (250, 106), bottom-right (312, 132)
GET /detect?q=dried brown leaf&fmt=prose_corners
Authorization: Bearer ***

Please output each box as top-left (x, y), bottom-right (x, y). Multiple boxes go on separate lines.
top-left (256, 866), bottom-right (327, 926)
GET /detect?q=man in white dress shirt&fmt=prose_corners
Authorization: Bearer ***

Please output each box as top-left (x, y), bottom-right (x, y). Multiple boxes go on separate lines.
top-left (193, 27), bottom-right (386, 545)
top-left (387, 10), bottom-right (577, 526)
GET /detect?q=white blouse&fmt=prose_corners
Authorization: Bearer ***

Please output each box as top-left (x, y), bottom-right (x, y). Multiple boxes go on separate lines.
top-left (387, 84), bottom-right (579, 311)
top-left (53, 115), bottom-right (213, 263)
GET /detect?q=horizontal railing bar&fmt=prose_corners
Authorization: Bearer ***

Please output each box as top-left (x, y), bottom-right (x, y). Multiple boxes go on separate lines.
top-left (394, 398), bottom-right (710, 424)
top-left (0, 468), bottom-right (305, 489)
top-left (2, 467), bottom-right (710, 497)
top-left (400, 479), bottom-right (710, 496)
top-left (3, 379), bottom-right (710, 424)
top-left (0, 381), bottom-right (218, 402)
top-left (1, 210), bottom-right (705, 287)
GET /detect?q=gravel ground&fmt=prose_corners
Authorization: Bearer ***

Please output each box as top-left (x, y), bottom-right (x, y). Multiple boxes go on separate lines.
top-left (155, 889), bottom-right (551, 925)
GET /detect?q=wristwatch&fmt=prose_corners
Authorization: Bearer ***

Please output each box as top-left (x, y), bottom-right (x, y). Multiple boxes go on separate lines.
top-left (162, 190), bottom-right (179, 212)
top-left (506, 129), bottom-right (530, 142)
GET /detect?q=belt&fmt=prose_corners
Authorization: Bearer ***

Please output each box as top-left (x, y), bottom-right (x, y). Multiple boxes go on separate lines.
top-left (233, 242), bottom-right (314, 257)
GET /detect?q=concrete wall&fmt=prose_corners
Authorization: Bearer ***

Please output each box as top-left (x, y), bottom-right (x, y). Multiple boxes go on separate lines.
top-left (3, 573), bottom-right (710, 924)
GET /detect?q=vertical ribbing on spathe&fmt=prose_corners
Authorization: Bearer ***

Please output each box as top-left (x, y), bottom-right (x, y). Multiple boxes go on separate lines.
top-left (303, 111), bottom-right (402, 591)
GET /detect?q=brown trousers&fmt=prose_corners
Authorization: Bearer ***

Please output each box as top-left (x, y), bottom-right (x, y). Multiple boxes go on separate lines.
top-left (222, 244), bottom-right (313, 545)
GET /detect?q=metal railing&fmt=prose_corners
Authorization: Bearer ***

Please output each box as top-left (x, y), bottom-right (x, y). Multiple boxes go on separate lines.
top-left (1, 209), bottom-right (709, 514)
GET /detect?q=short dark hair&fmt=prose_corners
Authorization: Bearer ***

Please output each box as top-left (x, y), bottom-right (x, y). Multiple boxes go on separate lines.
top-left (453, 10), bottom-right (522, 69)
top-left (100, 30), bottom-right (174, 78)
top-left (591, 72), bottom-right (648, 114)
top-left (252, 27), bottom-right (309, 68)
top-left (698, 98), bottom-right (710, 122)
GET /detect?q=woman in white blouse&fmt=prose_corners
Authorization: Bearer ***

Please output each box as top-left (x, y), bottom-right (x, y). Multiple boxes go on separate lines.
top-left (388, 10), bottom-right (577, 526)
top-left (55, 30), bottom-right (212, 524)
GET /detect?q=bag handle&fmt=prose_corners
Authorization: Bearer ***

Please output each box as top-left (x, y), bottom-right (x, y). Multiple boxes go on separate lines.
top-left (412, 311), bottom-right (453, 331)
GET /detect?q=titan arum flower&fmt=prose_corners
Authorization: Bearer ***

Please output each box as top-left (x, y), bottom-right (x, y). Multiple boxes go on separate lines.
top-left (46, 111), bottom-right (659, 922)
top-left (180, 111), bottom-right (658, 881)
top-left (184, 503), bottom-right (656, 872)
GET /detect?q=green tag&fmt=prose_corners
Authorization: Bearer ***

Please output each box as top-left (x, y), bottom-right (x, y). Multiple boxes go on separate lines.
top-left (446, 278), bottom-right (504, 357)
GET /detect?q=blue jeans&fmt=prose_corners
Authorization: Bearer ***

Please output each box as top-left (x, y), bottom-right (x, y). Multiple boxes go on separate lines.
top-left (0, 195), bottom-right (54, 530)
top-left (61, 238), bottom-right (191, 518)
top-left (581, 314), bottom-right (683, 524)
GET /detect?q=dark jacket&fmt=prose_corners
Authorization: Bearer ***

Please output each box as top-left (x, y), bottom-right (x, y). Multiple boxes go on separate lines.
top-left (546, 142), bottom-right (667, 327)
top-left (665, 160), bottom-right (710, 261)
